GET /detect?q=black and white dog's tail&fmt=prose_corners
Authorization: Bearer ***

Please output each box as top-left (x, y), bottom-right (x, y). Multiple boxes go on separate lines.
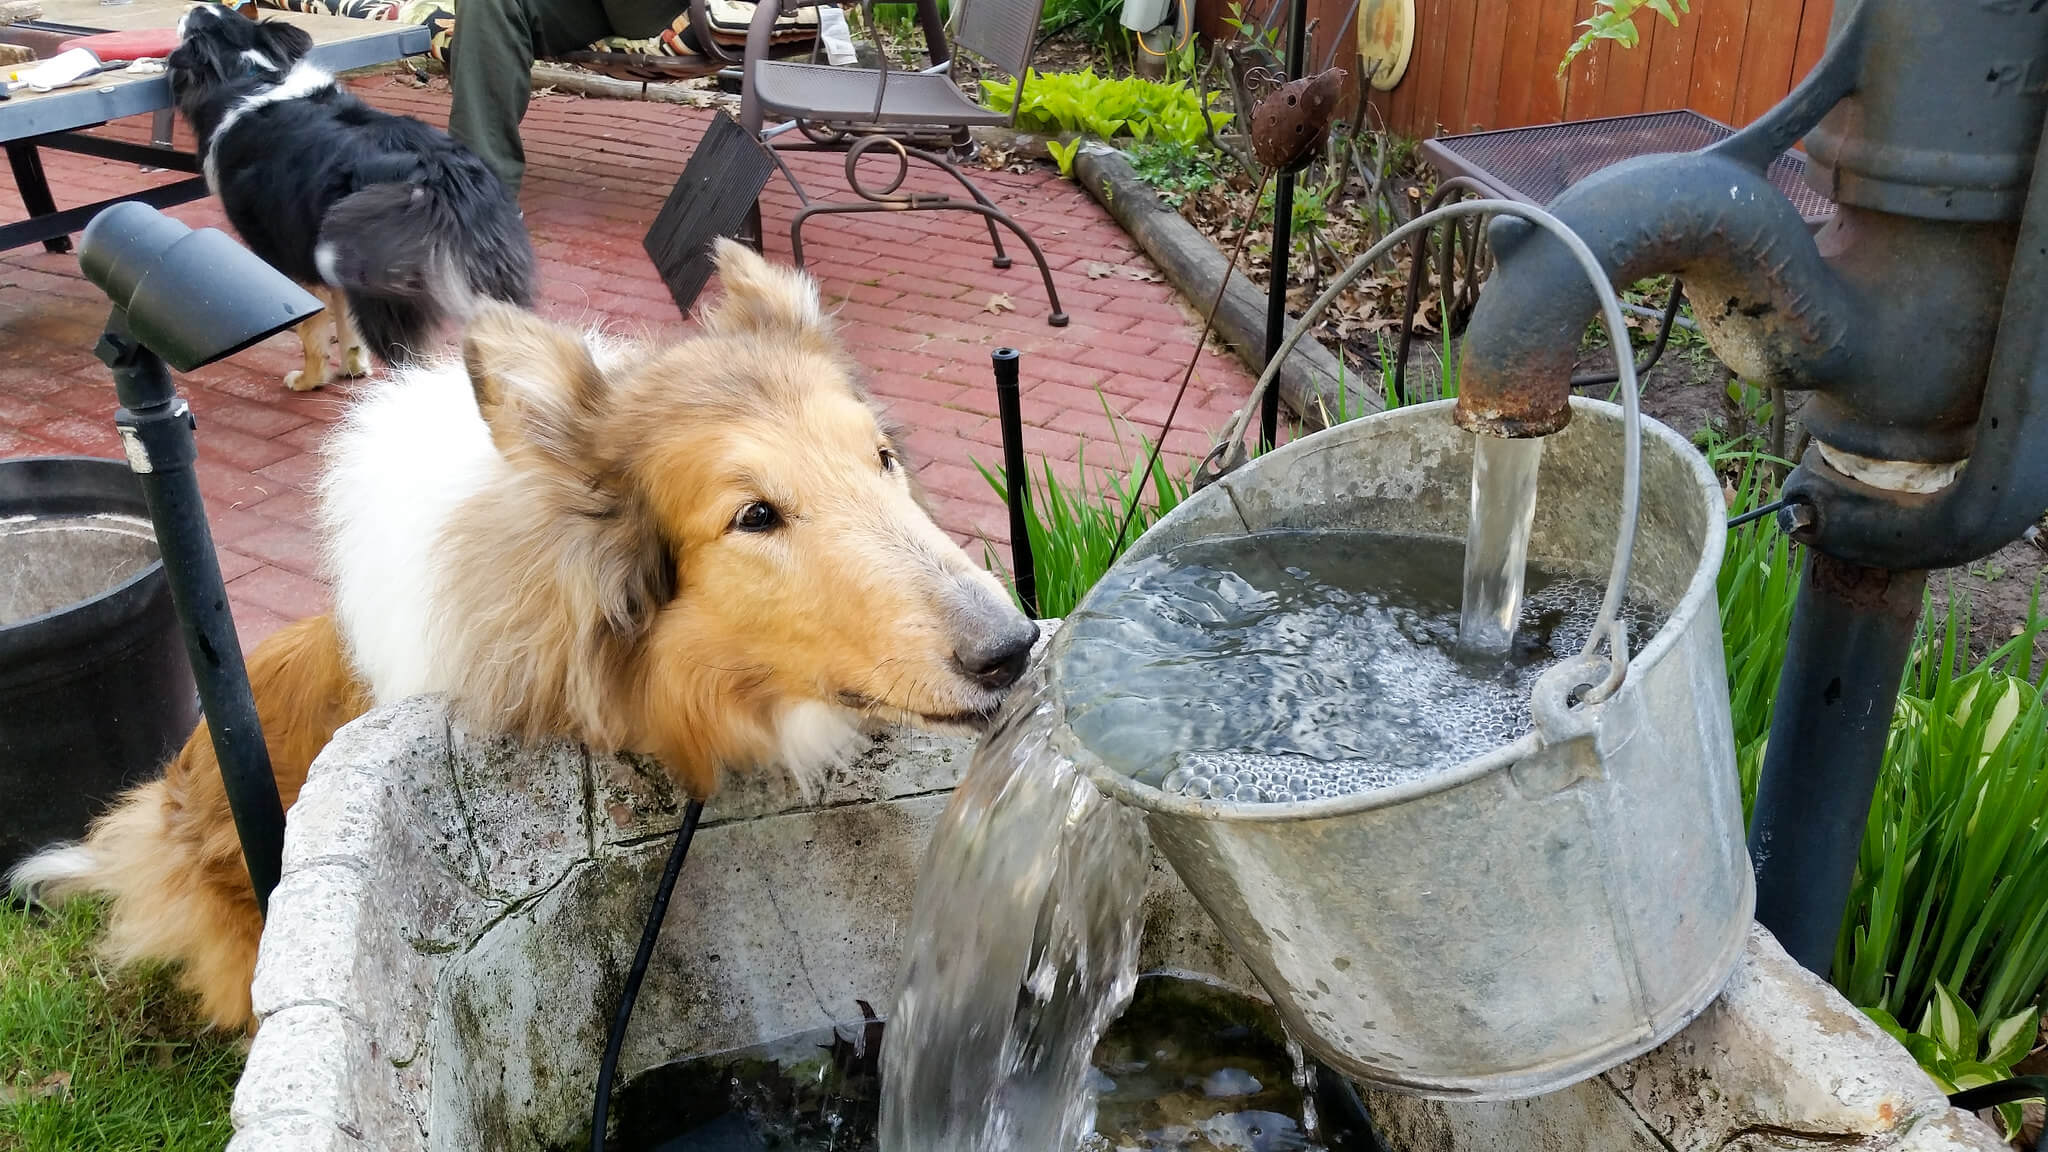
top-left (313, 161), bottom-right (536, 365)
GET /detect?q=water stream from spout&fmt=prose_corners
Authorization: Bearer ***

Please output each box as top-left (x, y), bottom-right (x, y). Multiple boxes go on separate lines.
top-left (878, 669), bottom-right (1151, 1152)
top-left (1457, 435), bottom-right (1545, 660)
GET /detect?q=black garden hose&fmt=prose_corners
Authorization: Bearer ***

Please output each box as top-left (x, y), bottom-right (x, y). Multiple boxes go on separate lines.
top-left (1950, 1075), bottom-right (2048, 1152)
top-left (590, 798), bottom-right (707, 1152)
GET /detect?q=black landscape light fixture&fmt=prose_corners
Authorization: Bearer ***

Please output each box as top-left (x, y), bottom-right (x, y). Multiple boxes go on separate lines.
top-left (77, 201), bottom-right (322, 915)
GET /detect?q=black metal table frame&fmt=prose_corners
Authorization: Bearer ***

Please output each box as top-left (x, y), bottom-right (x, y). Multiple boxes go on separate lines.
top-left (2, 15), bottom-right (430, 255)
top-left (6, 128), bottom-right (205, 254)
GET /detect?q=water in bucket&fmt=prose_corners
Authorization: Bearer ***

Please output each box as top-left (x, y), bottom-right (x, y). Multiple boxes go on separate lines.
top-left (1056, 529), bottom-right (1657, 804)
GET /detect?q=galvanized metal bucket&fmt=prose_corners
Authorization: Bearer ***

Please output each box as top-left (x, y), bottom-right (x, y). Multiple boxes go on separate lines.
top-left (1048, 397), bottom-right (1752, 1101)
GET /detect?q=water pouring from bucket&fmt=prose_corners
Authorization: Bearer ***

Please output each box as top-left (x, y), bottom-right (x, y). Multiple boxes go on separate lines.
top-left (879, 201), bottom-right (1748, 1148)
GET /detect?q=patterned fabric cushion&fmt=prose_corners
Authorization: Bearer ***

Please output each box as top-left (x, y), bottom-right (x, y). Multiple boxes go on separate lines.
top-left (231, 0), bottom-right (812, 64)
top-left (594, 0), bottom-right (816, 57)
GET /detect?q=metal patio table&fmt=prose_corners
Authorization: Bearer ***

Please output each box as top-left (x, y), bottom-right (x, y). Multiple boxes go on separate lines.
top-left (2, 0), bottom-right (427, 253)
top-left (1420, 108), bottom-right (1837, 229)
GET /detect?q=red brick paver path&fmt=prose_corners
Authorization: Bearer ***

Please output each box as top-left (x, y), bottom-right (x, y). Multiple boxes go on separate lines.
top-left (0, 72), bottom-right (1255, 650)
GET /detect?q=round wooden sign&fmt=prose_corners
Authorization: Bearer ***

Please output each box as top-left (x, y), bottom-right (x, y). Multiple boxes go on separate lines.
top-left (1357, 0), bottom-right (1415, 91)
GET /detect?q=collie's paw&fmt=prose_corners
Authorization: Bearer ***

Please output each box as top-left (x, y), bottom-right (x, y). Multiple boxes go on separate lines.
top-left (340, 344), bottom-right (372, 378)
top-left (283, 369), bottom-right (326, 392)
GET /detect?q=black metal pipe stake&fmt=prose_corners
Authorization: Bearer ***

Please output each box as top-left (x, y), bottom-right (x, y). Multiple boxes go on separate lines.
top-left (97, 313), bottom-right (286, 916)
top-left (1747, 549), bottom-right (1927, 974)
top-left (1258, 0), bottom-right (1309, 452)
top-left (993, 347), bottom-right (1037, 618)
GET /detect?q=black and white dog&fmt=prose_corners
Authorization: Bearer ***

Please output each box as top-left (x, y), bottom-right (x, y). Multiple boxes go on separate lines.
top-left (169, 3), bottom-right (536, 389)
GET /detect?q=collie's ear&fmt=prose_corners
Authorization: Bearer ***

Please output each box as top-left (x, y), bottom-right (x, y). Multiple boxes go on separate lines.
top-left (701, 239), bottom-right (828, 338)
top-left (463, 304), bottom-right (611, 479)
top-left (254, 19), bottom-right (314, 63)
top-left (464, 305), bottom-right (676, 640)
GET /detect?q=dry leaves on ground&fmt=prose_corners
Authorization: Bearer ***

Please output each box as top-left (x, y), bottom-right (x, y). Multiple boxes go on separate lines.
top-left (0, 1070), bottom-right (73, 1109)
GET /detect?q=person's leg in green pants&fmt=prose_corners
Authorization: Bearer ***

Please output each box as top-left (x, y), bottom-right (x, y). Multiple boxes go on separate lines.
top-left (447, 0), bottom-right (687, 194)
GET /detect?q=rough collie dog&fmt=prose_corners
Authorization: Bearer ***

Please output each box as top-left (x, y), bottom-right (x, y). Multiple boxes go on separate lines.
top-left (9, 242), bottom-right (1037, 1032)
top-left (168, 2), bottom-right (535, 389)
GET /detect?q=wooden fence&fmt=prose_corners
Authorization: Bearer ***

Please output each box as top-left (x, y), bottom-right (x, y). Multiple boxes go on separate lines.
top-left (1196, 0), bottom-right (1837, 139)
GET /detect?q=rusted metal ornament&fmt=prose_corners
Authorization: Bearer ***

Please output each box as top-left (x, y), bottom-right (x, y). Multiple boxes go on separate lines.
top-left (1249, 68), bottom-right (1348, 174)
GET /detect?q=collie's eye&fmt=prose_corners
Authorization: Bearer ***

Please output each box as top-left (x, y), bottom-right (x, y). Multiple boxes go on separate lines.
top-left (879, 448), bottom-right (899, 473)
top-left (733, 502), bottom-right (780, 532)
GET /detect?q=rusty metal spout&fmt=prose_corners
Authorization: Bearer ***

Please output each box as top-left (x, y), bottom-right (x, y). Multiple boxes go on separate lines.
top-left (1452, 150), bottom-right (1856, 440)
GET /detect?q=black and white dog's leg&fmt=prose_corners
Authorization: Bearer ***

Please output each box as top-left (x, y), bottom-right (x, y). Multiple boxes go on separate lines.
top-left (284, 286), bottom-right (334, 392)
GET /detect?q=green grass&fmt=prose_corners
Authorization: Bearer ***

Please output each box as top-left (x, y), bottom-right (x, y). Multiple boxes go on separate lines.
top-left (1714, 452), bottom-right (1801, 822)
top-left (0, 899), bottom-right (242, 1152)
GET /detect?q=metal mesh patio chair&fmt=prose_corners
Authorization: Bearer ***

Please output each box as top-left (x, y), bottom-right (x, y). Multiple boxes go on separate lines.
top-left (736, 0), bottom-right (1069, 325)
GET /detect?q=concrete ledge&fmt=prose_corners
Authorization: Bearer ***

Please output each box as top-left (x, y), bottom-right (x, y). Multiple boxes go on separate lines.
top-left (235, 642), bottom-right (2006, 1151)
top-left (1364, 926), bottom-right (1995, 1152)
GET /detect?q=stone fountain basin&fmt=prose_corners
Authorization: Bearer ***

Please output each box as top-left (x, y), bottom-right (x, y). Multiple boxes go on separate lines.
top-left (232, 630), bottom-right (2009, 1152)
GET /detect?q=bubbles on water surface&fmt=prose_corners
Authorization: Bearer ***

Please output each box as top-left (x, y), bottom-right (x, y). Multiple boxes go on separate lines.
top-left (1058, 531), bottom-right (1664, 804)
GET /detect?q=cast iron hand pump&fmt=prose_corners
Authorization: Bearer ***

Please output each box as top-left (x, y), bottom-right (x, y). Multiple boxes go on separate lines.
top-left (1450, 0), bottom-right (2048, 973)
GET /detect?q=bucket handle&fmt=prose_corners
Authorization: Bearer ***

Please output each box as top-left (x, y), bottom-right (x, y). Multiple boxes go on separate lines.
top-left (1200, 199), bottom-right (1643, 705)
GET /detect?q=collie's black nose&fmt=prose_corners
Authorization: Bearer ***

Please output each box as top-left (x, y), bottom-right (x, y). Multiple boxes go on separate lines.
top-left (955, 618), bottom-right (1040, 690)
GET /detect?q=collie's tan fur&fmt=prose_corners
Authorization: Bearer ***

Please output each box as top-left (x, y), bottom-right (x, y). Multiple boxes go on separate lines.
top-left (20, 615), bottom-right (369, 1029)
top-left (10, 241), bottom-right (1034, 1034)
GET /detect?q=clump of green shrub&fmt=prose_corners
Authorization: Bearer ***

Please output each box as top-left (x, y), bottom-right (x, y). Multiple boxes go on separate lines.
top-left (981, 69), bottom-right (1229, 151)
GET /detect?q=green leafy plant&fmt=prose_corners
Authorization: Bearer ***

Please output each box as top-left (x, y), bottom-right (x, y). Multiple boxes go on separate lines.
top-left (1256, 170), bottom-right (1338, 242)
top-left (1864, 985), bottom-right (2040, 1134)
top-left (1713, 450), bottom-right (1799, 819)
top-left (1714, 468), bottom-right (2048, 1126)
top-left (1559, 0), bottom-right (1693, 75)
top-left (1046, 136), bottom-right (1083, 178)
top-left (1127, 136), bottom-right (1220, 207)
top-left (1832, 591), bottom-right (2048, 1091)
top-left (976, 418), bottom-right (1191, 619)
top-left (1219, 0), bottom-right (1280, 52)
top-left (982, 69), bottom-right (1230, 150)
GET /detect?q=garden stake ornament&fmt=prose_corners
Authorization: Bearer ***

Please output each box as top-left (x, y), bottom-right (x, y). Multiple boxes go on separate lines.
top-left (1248, 67), bottom-right (1347, 173)
top-left (1107, 67), bottom-right (1344, 560)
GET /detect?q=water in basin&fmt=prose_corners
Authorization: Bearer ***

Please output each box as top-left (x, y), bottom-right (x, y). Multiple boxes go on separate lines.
top-left (604, 975), bottom-right (1382, 1151)
top-left (0, 513), bottom-right (159, 628)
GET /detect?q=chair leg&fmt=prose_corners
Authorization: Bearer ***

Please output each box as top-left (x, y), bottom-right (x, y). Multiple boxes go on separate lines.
top-left (790, 198), bottom-right (1067, 327)
top-left (742, 200), bottom-right (765, 255)
top-left (909, 147), bottom-right (1013, 268)
top-left (971, 203), bottom-right (1067, 327)
top-left (789, 203), bottom-right (811, 268)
